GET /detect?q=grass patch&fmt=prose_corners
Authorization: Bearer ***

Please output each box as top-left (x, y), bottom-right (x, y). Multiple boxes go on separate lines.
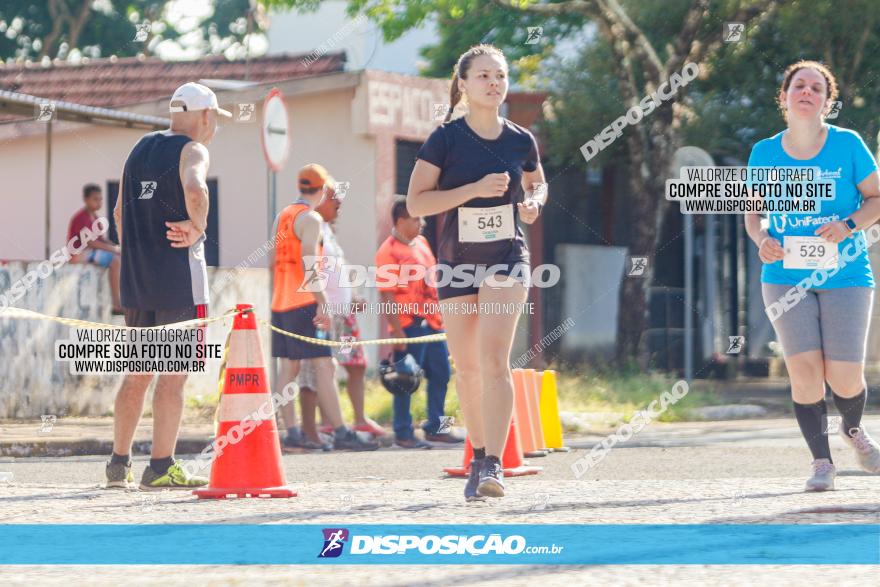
top-left (553, 368), bottom-right (718, 423)
top-left (186, 368), bottom-right (720, 427)
top-left (346, 368), bottom-right (718, 427)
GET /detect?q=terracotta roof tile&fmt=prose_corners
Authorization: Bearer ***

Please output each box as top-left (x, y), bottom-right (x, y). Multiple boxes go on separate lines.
top-left (0, 52), bottom-right (346, 109)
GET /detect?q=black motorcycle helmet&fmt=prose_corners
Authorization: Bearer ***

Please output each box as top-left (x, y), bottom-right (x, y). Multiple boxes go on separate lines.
top-left (379, 352), bottom-right (423, 395)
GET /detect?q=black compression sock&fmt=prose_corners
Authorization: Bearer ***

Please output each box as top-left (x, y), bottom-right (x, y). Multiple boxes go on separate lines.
top-left (149, 456), bottom-right (174, 475)
top-left (832, 389), bottom-right (867, 437)
top-left (110, 452), bottom-right (130, 466)
top-left (472, 447), bottom-right (486, 460)
top-left (793, 399), bottom-right (832, 462)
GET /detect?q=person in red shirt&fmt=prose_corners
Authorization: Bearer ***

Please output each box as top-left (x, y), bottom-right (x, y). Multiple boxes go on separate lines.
top-left (67, 183), bottom-right (122, 314)
top-left (375, 196), bottom-right (463, 449)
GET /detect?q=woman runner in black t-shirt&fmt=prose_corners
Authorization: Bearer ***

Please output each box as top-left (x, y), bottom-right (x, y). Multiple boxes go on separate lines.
top-left (407, 45), bottom-right (547, 501)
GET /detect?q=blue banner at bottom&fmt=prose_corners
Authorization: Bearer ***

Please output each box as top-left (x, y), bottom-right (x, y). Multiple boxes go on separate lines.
top-left (0, 524), bottom-right (878, 564)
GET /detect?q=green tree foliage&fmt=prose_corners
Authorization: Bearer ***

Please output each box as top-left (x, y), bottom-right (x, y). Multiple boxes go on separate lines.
top-left (685, 0), bottom-right (880, 160)
top-left (0, 0), bottom-right (264, 61)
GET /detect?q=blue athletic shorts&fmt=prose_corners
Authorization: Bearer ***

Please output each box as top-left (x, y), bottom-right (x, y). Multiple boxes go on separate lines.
top-left (87, 249), bottom-right (115, 268)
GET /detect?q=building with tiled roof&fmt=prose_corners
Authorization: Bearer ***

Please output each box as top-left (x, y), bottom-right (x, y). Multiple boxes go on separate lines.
top-left (0, 53), bottom-right (549, 367)
top-left (0, 52), bottom-right (346, 118)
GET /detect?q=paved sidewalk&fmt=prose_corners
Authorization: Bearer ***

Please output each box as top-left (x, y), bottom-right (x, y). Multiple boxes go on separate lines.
top-left (0, 417), bottom-right (214, 457)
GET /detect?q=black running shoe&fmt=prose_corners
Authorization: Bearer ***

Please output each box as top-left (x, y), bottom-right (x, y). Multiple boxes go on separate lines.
top-left (477, 456), bottom-right (504, 498)
top-left (465, 459), bottom-right (486, 502)
top-left (334, 428), bottom-right (380, 451)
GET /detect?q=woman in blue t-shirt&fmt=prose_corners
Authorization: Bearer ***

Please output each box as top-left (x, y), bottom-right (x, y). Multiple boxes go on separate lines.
top-left (745, 61), bottom-right (880, 491)
top-left (407, 44), bottom-right (547, 501)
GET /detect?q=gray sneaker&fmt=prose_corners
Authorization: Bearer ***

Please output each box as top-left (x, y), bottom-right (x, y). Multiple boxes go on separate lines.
top-left (104, 460), bottom-right (134, 489)
top-left (805, 458), bottom-right (836, 492)
top-left (477, 456), bottom-right (505, 498)
top-left (464, 459), bottom-right (486, 502)
top-left (284, 427), bottom-right (332, 451)
top-left (334, 428), bottom-right (380, 451)
top-left (839, 426), bottom-right (880, 473)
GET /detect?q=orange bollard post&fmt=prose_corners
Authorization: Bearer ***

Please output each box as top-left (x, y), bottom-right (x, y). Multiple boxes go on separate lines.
top-left (513, 369), bottom-right (547, 457)
top-left (526, 368), bottom-right (549, 452)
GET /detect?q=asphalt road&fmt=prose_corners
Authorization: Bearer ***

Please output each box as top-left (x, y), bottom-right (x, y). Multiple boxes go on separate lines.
top-left (1, 416), bottom-right (878, 585)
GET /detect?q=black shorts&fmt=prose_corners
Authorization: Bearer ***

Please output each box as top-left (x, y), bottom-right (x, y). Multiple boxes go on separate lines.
top-left (436, 261), bottom-right (531, 300)
top-left (271, 303), bottom-right (333, 360)
top-left (123, 305), bottom-right (207, 372)
top-left (123, 304), bottom-right (207, 327)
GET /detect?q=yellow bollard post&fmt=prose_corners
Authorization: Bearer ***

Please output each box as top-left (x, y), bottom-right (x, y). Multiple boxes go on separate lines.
top-left (539, 370), bottom-right (570, 452)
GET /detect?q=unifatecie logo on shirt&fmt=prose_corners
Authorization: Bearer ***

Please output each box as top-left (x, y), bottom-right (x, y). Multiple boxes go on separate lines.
top-left (772, 214), bottom-right (839, 233)
top-left (819, 167), bottom-right (842, 180)
top-left (771, 215), bottom-right (787, 233)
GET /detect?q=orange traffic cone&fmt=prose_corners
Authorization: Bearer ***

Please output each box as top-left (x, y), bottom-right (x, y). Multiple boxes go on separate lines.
top-left (194, 304), bottom-right (296, 499)
top-left (512, 369), bottom-right (548, 457)
top-left (442, 415), bottom-right (542, 477)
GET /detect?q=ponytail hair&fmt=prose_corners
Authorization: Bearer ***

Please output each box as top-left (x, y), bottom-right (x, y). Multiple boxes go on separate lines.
top-left (444, 44), bottom-right (506, 123)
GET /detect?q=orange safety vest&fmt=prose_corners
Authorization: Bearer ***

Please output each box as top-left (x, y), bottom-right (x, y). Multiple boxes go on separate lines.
top-left (271, 203), bottom-right (324, 312)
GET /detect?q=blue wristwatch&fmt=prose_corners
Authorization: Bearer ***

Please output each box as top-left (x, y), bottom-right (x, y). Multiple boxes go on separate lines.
top-left (844, 217), bottom-right (857, 232)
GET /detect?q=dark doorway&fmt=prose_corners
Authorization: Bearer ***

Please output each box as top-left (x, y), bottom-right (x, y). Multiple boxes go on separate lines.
top-left (396, 139), bottom-right (439, 254)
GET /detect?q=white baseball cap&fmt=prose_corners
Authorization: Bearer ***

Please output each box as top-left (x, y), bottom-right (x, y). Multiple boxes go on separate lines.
top-left (169, 82), bottom-right (232, 117)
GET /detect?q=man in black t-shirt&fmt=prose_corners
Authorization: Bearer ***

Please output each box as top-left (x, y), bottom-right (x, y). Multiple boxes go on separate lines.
top-left (106, 83), bottom-right (230, 491)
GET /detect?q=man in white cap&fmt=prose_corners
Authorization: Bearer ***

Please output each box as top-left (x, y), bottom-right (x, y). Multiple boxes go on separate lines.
top-left (106, 82), bottom-right (230, 490)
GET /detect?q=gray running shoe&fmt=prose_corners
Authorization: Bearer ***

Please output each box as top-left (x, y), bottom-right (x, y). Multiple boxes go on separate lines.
top-left (465, 459), bottom-right (486, 502)
top-left (104, 460), bottom-right (134, 489)
top-left (334, 428), bottom-right (380, 451)
top-left (805, 458), bottom-right (836, 492)
top-left (840, 426), bottom-right (880, 473)
top-left (285, 427), bottom-right (332, 451)
top-left (477, 456), bottom-right (505, 498)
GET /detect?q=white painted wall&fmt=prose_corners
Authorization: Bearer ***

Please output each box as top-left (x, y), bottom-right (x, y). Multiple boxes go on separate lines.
top-left (0, 263), bottom-right (273, 418)
top-left (0, 77), bottom-right (389, 376)
top-left (0, 83), bottom-right (377, 272)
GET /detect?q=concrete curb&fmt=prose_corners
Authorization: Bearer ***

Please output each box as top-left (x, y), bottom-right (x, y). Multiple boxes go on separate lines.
top-left (0, 433), bottom-right (400, 458)
top-left (0, 437), bottom-right (213, 459)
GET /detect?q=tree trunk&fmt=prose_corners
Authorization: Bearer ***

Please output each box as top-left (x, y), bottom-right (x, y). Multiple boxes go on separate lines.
top-left (67, 0), bottom-right (94, 52)
top-left (614, 105), bottom-right (678, 365)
